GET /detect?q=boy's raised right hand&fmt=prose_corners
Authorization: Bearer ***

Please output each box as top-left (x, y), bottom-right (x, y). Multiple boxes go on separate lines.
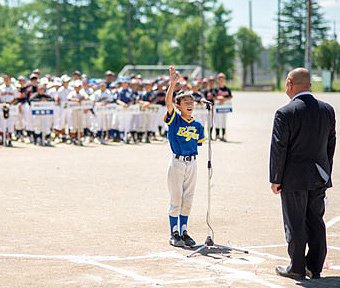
top-left (169, 66), bottom-right (179, 86)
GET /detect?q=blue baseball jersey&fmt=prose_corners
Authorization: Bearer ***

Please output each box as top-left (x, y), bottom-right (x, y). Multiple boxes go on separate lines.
top-left (164, 109), bottom-right (205, 156)
top-left (118, 88), bottom-right (133, 104)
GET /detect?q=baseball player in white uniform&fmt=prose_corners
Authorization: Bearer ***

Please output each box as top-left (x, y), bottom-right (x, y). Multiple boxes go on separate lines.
top-left (67, 80), bottom-right (89, 145)
top-left (57, 75), bottom-right (72, 142)
top-left (0, 73), bottom-right (18, 146)
top-left (93, 80), bottom-right (113, 144)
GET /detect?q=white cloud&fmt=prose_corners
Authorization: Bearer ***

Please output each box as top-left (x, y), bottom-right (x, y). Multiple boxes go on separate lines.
top-left (319, 0), bottom-right (340, 8)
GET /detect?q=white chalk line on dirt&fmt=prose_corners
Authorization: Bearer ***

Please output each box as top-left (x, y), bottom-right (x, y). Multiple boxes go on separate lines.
top-left (1, 246), bottom-right (339, 285)
top-left (326, 216), bottom-right (340, 229)
top-left (0, 251), bottom-right (283, 288)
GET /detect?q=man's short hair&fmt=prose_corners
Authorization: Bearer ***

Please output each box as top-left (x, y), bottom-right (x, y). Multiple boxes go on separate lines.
top-left (175, 92), bottom-right (194, 104)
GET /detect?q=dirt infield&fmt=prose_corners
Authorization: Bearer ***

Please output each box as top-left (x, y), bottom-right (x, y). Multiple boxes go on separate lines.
top-left (0, 92), bottom-right (339, 287)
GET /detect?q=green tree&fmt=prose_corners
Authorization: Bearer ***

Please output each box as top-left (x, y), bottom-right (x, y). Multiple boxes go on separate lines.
top-left (236, 27), bottom-right (262, 86)
top-left (206, 4), bottom-right (235, 79)
top-left (279, 0), bottom-right (328, 69)
top-left (314, 39), bottom-right (340, 90)
top-left (176, 17), bottom-right (201, 64)
top-left (94, 0), bottom-right (127, 73)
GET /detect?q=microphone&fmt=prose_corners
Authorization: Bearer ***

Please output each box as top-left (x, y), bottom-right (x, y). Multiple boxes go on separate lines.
top-left (201, 98), bottom-right (213, 105)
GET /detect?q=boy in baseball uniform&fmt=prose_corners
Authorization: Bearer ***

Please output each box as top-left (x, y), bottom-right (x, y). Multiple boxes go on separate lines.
top-left (165, 66), bottom-right (205, 247)
top-left (0, 73), bottom-right (18, 146)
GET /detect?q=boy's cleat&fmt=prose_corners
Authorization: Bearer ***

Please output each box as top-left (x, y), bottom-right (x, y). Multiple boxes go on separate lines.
top-left (181, 230), bottom-right (196, 247)
top-left (169, 231), bottom-right (185, 247)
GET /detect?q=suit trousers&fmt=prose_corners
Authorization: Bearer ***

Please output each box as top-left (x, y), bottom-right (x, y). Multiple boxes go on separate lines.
top-left (280, 183), bottom-right (327, 275)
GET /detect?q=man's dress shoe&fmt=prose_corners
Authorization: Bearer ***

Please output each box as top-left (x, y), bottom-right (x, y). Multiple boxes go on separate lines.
top-left (275, 266), bottom-right (305, 280)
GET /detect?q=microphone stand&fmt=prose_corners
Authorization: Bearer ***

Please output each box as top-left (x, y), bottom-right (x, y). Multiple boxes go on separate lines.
top-left (187, 101), bottom-right (248, 257)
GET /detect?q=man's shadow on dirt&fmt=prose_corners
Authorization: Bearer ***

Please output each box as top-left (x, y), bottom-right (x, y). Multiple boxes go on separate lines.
top-left (181, 246), bottom-right (247, 260)
top-left (296, 276), bottom-right (340, 288)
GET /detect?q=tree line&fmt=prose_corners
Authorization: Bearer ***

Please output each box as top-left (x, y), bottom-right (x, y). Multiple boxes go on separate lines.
top-left (0, 0), bottom-right (339, 89)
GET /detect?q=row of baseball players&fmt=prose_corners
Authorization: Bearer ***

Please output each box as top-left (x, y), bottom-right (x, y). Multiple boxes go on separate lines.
top-left (0, 70), bottom-right (232, 146)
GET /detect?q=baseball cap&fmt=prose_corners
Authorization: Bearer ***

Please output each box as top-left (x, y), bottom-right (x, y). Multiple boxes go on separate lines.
top-left (105, 70), bottom-right (114, 76)
top-left (191, 81), bottom-right (199, 87)
top-left (130, 79), bottom-right (139, 85)
top-left (143, 79), bottom-right (152, 86)
top-left (73, 70), bottom-right (81, 76)
top-left (18, 75), bottom-right (27, 81)
top-left (218, 72), bottom-right (226, 78)
top-left (175, 92), bottom-right (194, 104)
top-left (40, 77), bottom-right (49, 85)
top-left (109, 82), bottom-right (116, 88)
top-left (202, 78), bottom-right (208, 83)
top-left (209, 76), bottom-right (215, 81)
top-left (99, 80), bottom-right (107, 86)
top-left (122, 77), bottom-right (130, 83)
top-left (37, 84), bottom-right (45, 89)
top-left (61, 75), bottom-right (71, 82)
top-left (33, 69), bottom-right (41, 75)
top-left (30, 73), bottom-right (38, 80)
top-left (74, 80), bottom-right (82, 87)
top-left (54, 78), bottom-right (62, 86)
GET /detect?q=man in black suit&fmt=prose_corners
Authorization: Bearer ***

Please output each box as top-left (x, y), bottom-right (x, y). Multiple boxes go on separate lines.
top-left (270, 68), bottom-right (336, 280)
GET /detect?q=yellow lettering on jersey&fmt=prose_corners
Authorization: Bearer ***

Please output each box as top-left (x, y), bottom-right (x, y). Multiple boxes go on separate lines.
top-left (177, 126), bottom-right (199, 141)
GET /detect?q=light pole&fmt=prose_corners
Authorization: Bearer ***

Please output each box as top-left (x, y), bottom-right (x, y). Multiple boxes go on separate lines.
top-left (305, 0), bottom-right (312, 72)
top-left (277, 0), bottom-right (282, 90)
top-left (199, 0), bottom-right (205, 79)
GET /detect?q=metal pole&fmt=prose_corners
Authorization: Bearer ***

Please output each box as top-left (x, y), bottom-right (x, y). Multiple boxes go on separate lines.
top-left (277, 0), bottom-right (281, 90)
top-left (249, 0), bottom-right (255, 85)
top-left (305, 0), bottom-right (312, 72)
top-left (200, 0), bottom-right (205, 79)
top-left (249, 0), bottom-right (253, 30)
top-left (127, 1), bottom-right (133, 64)
top-left (56, 1), bottom-right (61, 75)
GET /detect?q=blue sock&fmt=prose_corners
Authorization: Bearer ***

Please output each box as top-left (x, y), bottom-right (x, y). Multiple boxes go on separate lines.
top-left (179, 215), bottom-right (188, 235)
top-left (169, 216), bottom-right (178, 234)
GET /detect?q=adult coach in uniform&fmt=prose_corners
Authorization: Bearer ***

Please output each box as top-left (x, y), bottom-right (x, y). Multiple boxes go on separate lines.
top-left (270, 68), bottom-right (336, 280)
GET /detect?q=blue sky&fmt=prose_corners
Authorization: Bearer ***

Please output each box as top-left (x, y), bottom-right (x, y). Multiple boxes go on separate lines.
top-left (220, 0), bottom-right (340, 47)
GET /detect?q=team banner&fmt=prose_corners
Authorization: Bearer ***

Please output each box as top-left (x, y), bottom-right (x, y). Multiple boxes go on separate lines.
top-left (94, 104), bottom-right (161, 115)
top-left (65, 100), bottom-right (94, 110)
top-left (31, 102), bottom-right (55, 115)
top-left (193, 101), bottom-right (233, 117)
top-left (215, 101), bottom-right (233, 113)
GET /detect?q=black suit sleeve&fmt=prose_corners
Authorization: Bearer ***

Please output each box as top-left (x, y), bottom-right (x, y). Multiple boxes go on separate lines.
top-left (327, 107), bottom-right (336, 174)
top-left (270, 110), bottom-right (289, 184)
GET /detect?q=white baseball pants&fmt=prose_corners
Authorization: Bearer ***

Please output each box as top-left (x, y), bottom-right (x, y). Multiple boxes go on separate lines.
top-left (167, 155), bottom-right (197, 217)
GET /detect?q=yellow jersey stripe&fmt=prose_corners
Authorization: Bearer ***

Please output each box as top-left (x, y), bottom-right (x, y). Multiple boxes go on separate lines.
top-left (180, 115), bottom-right (194, 123)
top-left (164, 110), bottom-right (176, 125)
top-left (198, 138), bottom-right (206, 143)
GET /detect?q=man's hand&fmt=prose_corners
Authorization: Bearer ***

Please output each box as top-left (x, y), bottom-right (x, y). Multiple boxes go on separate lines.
top-left (271, 183), bottom-right (282, 194)
top-left (169, 66), bottom-right (179, 86)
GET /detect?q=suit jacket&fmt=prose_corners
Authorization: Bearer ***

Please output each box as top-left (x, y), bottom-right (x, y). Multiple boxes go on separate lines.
top-left (270, 93), bottom-right (336, 191)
